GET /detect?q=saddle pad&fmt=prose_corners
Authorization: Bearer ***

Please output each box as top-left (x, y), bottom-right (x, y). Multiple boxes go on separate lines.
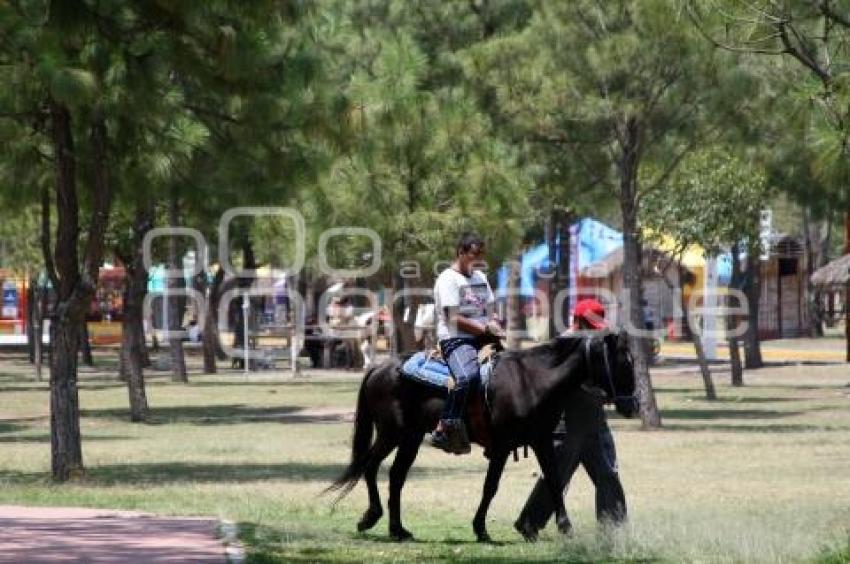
top-left (400, 351), bottom-right (496, 390)
top-left (401, 352), bottom-right (452, 389)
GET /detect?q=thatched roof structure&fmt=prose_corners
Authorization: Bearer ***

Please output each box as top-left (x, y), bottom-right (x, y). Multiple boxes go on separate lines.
top-left (811, 254), bottom-right (850, 288)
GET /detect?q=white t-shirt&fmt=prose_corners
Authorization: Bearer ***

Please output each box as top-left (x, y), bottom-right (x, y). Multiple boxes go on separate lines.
top-left (434, 267), bottom-right (495, 341)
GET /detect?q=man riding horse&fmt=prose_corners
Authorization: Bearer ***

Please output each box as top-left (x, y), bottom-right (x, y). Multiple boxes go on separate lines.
top-left (430, 232), bottom-right (504, 455)
top-left (327, 235), bottom-right (638, 542)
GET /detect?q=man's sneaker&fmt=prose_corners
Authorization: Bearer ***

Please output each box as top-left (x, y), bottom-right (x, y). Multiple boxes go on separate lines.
top-left (430, 429), bottom-right (454, 453)
top-left (431, 420), bottom-right (471, 455)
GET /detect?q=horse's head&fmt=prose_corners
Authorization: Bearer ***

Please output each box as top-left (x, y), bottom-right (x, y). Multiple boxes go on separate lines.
top-left (585, 332), bottom-right (638, 418)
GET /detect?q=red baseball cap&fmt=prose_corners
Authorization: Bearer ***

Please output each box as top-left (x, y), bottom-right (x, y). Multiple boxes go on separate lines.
top-left (573, 298), bottom-right (607, 330)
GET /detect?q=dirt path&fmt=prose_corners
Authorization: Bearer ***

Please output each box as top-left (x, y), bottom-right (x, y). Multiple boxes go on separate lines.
top-left (0, 506), bottom-right (233, 563)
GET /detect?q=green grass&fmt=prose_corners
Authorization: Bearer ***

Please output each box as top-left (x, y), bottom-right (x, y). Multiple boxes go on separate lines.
top-left (815, 536), bottom-right (850, 564)
top-left (0, 351), bottom-right (849, 563)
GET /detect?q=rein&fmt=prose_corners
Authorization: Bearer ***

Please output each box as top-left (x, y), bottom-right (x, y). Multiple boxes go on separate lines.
top-left (583, 336), bottom-right (634, 404)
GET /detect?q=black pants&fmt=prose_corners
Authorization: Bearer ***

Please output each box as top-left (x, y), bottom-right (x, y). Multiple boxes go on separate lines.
top-left (517, 391), bottom-right (626, 530)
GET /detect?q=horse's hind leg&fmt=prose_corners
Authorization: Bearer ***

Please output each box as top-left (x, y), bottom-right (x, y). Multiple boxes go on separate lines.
top-left (387, 432), bottom-right (423, 541)
top-left (472, 452), bottom-right (508, 542)
top-left (357, 438), bottom-right (395, 532)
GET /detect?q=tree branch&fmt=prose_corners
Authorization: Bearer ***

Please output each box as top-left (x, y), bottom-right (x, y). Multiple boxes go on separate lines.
top-left (818, 0), bottom-right (850, 29)
top-left (776, 22), bottom-right (832, 84)
top-left (40, 185), bottom-right (59, 292)
top-left (83, 111), bottom-right (114, 285)
top-left (685, 2), bottom-right (786, 55)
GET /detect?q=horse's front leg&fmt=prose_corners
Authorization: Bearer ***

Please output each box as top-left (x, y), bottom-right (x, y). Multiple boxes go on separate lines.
top-left (387, 433), bottom-right (422, 541)
top-left (472, 451), bottom-right (508, 542)
top-left (531, 439), bottom-right (572, 535)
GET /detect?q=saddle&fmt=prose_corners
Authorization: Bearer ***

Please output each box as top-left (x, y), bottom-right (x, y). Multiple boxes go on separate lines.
top-left (400, 349), bottom-right (499, 451)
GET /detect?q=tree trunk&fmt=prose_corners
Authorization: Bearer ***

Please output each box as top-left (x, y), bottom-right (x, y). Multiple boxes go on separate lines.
top-left (617, 116), bottom-right (661, 428)
top-left (506, 251), bottom-right (522, 350)
top-left (167, 189), bottom-right (187, 382)
top-left (138, 312), bottom-right (150, 368)
top-left (202, 267), bottom-right (225, 373)
top-left (27, 279), bottom-right (36, 364)
top-left (744, 250), bottom-right (763, 369)
top-left (120, 203), bottom-right (153, 421)
top-left (48, 100), bottom-right (85, 482)
top-left (846, 280), bottom-right (850, 363)
top-left (50, 312), bottom-right (84, 481)
top-left (231, 242), bottom-right (257, 369)
top-left (47, 103), bottom-right (113, 481)
top-left (802, 208), bottom-right (825, 337)
top-left (683, 267), bottom-right (716, 399)
top-left (546, 213), bottom-right (556, 339)
top-left (34, 282), bottom-right (46, 382)
top-left (391, 272), bottom-right (418, 355)
top-left (78, 319), bottom-right (94, 366)
top-left (727, 242), bottom-right (744, 386)
top-left (691, 330), bottom-right (717, 400)
top-left (845, 210), bottom-right (850, 363)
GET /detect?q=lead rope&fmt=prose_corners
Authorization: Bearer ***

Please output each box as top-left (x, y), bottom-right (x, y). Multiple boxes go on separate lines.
top-left (587, 336), bottom-right (633, 403)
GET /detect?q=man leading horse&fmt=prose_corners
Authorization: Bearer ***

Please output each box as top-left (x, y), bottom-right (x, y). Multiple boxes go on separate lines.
top-left (515, 297), bottom-right (631, 540)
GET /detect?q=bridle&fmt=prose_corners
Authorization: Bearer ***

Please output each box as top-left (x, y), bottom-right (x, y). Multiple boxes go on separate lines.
top-left (582, 335), bottom-right (635, 404)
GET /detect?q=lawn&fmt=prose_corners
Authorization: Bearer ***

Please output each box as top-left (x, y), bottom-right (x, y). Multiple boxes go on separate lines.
top-left (0, 351), bottom-right (848, 563)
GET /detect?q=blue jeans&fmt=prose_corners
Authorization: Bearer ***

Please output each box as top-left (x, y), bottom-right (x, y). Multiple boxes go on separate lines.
top-left (439, 338), bottom-right (480, 420)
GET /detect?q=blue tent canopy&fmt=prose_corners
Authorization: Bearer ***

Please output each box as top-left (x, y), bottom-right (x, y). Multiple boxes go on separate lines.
top-left (497, 218), bottom-right (624, 297)
top-left (575, 218), bottom-right (623, 269)
top-left (495, 217), bottom-right (735, 297)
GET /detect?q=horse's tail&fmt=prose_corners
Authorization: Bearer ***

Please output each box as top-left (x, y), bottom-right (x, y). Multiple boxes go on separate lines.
top-left (325, 367), bottom-right (376, 503)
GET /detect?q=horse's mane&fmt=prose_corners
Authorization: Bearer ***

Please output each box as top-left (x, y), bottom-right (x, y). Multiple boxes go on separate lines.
top-left (500, 335), bottom-right (586, 369)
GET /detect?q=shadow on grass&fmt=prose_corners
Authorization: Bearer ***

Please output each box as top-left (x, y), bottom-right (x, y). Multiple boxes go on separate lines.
top-left (0, 383), bottom-right (129, 393)
top-left (659, 408), bottom-right (801, 420)
top-left (0, 434), bottom-right (132, 444)
top-left (653, 387), bottom-right (700, 395)
top-left (241, 520), bottom-right (657, 563)
top-left (79, 404), bottom-right (353, 425)
top-left (184, 380), bottom-right (359, 389)
top-left (0, 458), bottom-right (483, 486)
top-left (87, 461), bottom-right (351, 484)
top-left (0, 461), bottom-right (348, 485)
top-left (0, 421), bottom-right (27, 434)
top-left (698, 396), bottom-right (804, 403)
top-left (661, 423), bottom-right (837, 433)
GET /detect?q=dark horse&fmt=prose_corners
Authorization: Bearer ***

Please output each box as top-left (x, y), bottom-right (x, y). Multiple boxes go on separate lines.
top-left (328, 332), bottom-right (637, 542)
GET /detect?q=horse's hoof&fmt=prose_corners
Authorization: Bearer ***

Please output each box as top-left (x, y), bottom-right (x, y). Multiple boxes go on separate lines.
top-left (556, 517), bottom-right (573, 536)
top-left (514, 520), bottom-right (539, 542)
top-left (389, 526), bottom-right (413, 542)
top-left (476, 530), bottom-right (493, 543)
top-left (357, 508), bottom-right (382, 532)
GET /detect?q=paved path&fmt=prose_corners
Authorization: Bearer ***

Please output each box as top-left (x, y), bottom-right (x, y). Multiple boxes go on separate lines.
top-left (0, 506), bottom-right (230, 563)
top-left (661, 338), bottom-right (847, 363)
